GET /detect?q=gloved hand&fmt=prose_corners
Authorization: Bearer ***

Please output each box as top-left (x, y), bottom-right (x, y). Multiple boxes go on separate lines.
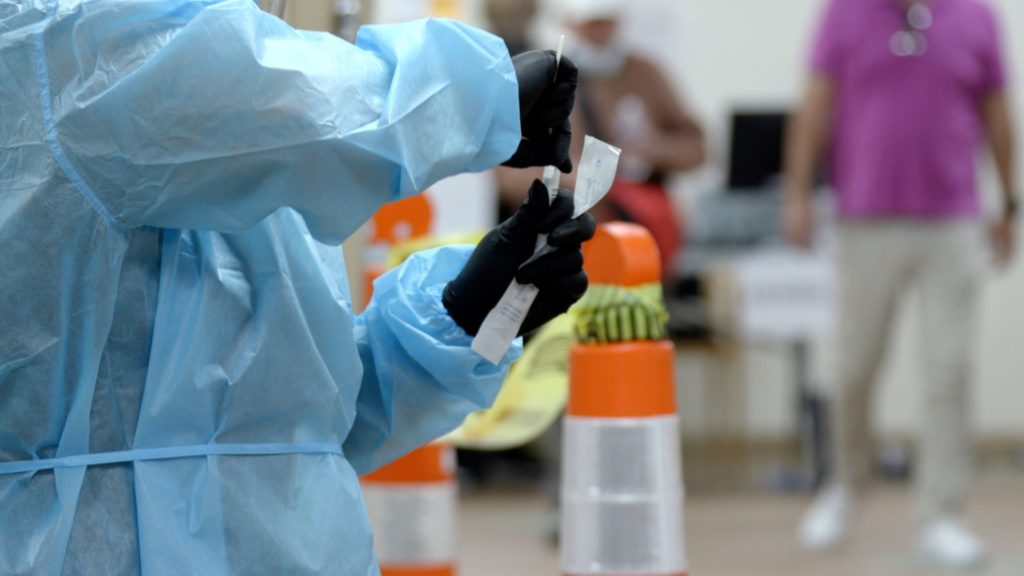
top-left (502, 50), bottom-right (579, 173)
top-left (444, 179), bottom-right (596, 336)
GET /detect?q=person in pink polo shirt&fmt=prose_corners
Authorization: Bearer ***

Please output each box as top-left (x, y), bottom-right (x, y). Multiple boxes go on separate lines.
top-left (784, 0), bottom-right (1017, 567)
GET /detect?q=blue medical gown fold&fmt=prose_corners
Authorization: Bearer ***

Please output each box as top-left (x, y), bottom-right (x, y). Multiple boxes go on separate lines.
top-left (53, 1), bottom-right (520, 244)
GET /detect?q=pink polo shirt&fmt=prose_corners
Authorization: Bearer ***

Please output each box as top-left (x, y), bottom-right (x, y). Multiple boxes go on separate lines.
top-left (811, 0), bottom-right (1007, 218)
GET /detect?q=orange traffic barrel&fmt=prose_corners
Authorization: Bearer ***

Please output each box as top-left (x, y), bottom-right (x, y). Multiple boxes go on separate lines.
top-left (361, 443), bottom-right (458, 576)
top-left (362, 194), bottom-right (434, 310)
top-left (562, 223), bottom-right (689, 575)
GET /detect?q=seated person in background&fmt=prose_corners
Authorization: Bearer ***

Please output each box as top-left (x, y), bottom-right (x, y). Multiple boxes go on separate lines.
top-left (495, 0), bottom-right (706, 272)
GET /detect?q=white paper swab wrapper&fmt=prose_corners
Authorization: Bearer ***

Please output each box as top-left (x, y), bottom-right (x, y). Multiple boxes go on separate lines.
top-left (471, 136), bottom-right (622, 364)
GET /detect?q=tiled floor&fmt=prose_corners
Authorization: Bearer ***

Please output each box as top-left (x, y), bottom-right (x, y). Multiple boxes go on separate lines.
top-left (457, 470), bottom-right (1024, 576)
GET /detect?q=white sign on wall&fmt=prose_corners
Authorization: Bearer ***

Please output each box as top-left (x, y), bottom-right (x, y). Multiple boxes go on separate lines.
top-left (735, 249), bottom-right (836, 341)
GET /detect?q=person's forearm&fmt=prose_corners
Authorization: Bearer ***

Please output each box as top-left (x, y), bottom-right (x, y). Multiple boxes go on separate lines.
top-left (984, 92), bottom-right (1018, 213)
top-left (785, 76), bottom-right (835, 202)
top-left (646, 130), bottom-right (706, 172)
top-left (495, 166), bottom-right (544, 210)
top-left (636, 61), bottom-right (706, 175)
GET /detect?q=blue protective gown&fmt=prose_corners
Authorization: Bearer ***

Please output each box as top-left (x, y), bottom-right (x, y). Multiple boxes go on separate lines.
top-left (0, 1), bottom-right (523, 574)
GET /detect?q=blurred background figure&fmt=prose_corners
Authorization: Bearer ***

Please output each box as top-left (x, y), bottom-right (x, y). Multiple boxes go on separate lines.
top-left (565, 0), bottom-right (706, 272)
top-left (484, 0), bottom-right (541, 227)
top-left (786, 0), bottom-right (1017, 569)
top-left (492, 0), bottom-right (706, 272)
top-left (484, 0), bottom-right (538, 57)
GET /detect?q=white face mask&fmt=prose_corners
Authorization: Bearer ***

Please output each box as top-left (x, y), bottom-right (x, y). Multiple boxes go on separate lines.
top-left (572, 38), bottom-right (628, 78)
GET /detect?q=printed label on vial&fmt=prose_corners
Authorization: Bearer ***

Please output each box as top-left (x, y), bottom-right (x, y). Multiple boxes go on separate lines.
top-left (472, 281), bottom-right (540, 364)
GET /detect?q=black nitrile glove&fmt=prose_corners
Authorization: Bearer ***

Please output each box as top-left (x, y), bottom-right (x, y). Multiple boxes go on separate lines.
top-left (502, 51), bottom-right (579, 173)
top-left (443, 179), bottom-right (596, 336)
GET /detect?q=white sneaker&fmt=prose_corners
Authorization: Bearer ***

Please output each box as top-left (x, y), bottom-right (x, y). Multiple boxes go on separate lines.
top-left (798, 485), bottom-right (853, 551)
top-left (917, 517), bottom-right (988, 570)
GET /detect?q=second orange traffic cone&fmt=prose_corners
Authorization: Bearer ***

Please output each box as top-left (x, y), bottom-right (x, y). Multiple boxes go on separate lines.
top-left (561, 222), bottom-right (689, 576)
top-left (361, 443), bottom-right (458, 576)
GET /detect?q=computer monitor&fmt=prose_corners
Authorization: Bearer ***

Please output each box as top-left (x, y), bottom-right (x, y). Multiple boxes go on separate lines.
top-left (726, 110), bottom-right (789, 191)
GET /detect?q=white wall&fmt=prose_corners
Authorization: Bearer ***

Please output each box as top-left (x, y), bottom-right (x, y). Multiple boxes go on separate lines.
top-left (548, 0), bottom-right (1024, 440)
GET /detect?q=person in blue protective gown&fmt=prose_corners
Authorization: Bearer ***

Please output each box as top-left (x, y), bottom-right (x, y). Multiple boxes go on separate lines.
top-left (0, 1), bottom-right (590, 574)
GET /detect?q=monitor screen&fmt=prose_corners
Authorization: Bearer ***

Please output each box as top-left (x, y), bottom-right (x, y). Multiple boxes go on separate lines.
top-left (727, 111), bottom-right (788, 190)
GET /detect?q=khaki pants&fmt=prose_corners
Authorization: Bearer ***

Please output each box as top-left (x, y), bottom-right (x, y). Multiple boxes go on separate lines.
top-left (830, 220), bottom-right (984, 523)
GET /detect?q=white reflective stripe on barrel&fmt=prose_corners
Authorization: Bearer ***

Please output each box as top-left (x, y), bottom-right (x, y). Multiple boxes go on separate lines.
top-left (362, 482), bottom-right (457, 565)
top-left (561, 415), bottom-right (687, 574)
